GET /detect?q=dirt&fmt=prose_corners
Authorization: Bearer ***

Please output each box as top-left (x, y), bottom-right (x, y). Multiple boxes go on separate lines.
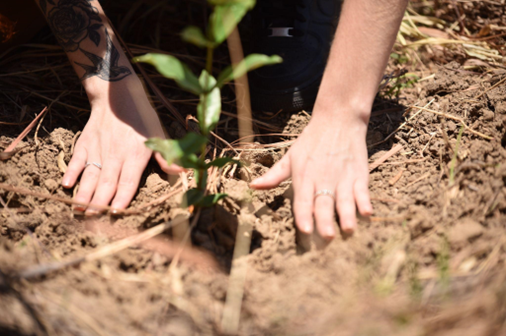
top-left (2, 1), bottom-right (506, 335)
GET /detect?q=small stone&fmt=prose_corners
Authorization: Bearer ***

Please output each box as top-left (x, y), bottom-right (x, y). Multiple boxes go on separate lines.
top-left (44, 179), bottom-right (59, 192)
top-left (495, 101), bottom-right (506, 115)
top-left (448, 218), bottom-right (483, 249)
top-left (482, 109), bottom-right (494, 121)
top-left (447, 121), bottom-right (457, 132)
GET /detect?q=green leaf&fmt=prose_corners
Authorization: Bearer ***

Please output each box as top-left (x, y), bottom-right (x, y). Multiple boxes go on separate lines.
top-left (180, 154), bottom-right (206, 170)
top-left (197, 70), bottom-right (222, 134)
top-left (184, 188), bottom-right (205, 207)
top-left (133, 53), bottom-right (202, 95)
top-left (145, 133), bottom-right (208, 166)
top-left (208, 0), bottom-right (255, 6)
top-left (216, 54), bottom-right (283, 87)
top-left (198, 193), bottom-right (228, 207)
top-left (183, 189), bottom-right (227, 208)
top-left (206, 157), bottom-right (240, 168)
top-left (208, 3), bottom-right (252, 44)
top-left (181, 26), bottom-right (212, 48)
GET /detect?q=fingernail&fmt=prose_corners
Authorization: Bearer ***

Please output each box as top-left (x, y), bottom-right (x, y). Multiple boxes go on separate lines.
top-left (324, 227), bottom-right (336, 240)
top-left (73, 202), bottom-right (85, 212)
top-left (301, 223), bottom-right (313, 234)
top-left (85, 209), bottom-right (99, 216)
top-left (111, 208), bottom-right (119, 215)
top-left (341, 225), bottom-right (355, 235)
top-left (73, 206), bottom-right (85, 213)
top-left (62, 179), bottom-right (71, 188)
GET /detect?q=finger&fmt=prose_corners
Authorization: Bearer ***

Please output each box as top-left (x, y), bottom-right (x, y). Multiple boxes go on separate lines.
top-left (155, 152), bottom-right (185, 174)
top-left (250, 154), bottom-right (291, 190)
top-left (86, 160), bottom-right (123, 215)
top-left (313, 192), bottom-right (336, 240)
top-left (73, 159), bottom-right (101, 212)
top-left (293, 177), bottom-right (314, 234)
top-left (336, 184), bottom-right (357, 234)
top-left (62, 147), bottom-right (87, 188)
top-left (110, 159), bottom-right (147, 211)
top-left (354, 179), bottom-right (373, 217)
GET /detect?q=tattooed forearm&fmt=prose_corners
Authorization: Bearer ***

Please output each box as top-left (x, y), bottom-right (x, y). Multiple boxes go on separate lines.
top-left (39, 0), bottom-right (132, 82)
top-left (75, 29), bottom-right (131, 81)
top-left (43, 0), bottom-right (102, 52)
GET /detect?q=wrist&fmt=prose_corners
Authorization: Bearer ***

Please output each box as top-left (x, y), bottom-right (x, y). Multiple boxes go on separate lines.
top-left (83, 75), bottom-right (143, 106)
top-left (312, 91), bottom-right (373, 126)
top-left (312, 76), bottom-right (375, 125)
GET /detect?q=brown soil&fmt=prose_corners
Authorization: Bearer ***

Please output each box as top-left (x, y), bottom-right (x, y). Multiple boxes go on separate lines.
top-left (2, 1), bottom-right (506, 336)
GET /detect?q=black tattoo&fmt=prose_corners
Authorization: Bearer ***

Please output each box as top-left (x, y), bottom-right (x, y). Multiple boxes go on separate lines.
top-left (75, 29), bottom-right (132, 82)
top-left (44, 0), bottom-right (102, 52)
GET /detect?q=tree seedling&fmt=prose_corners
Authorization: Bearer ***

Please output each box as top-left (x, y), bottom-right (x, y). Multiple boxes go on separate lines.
top-left (133, 0), bottom-right (282, 208)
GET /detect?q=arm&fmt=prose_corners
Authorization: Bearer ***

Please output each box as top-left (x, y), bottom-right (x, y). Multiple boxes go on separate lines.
top-left (36, 0), bottom-right (181, 214)
top-left (251, 0), bottom-right (408, 237)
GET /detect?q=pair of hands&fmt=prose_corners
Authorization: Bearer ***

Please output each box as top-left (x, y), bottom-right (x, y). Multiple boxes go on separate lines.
top-left (63, 97), bottom-right (372, 238)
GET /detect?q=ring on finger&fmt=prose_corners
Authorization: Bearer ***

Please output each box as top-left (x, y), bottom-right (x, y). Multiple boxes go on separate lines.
top-left (314, 189), bottom-right (335, 201)
top-left (85, 161), bottom-right (103, 170)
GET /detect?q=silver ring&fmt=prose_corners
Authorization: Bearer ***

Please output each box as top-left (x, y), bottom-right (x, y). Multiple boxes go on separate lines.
top-left (85, 162), bottom-right (102, 169)
top-left (314, 189), bottom-right (335, 201)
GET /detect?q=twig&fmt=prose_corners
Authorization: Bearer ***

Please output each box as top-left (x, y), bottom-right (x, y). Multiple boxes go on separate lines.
top-left (1, 107), bottom-right (47, 160)
top-left (0, 182), bottom-right (183, 216)
top-left (221, 211), bottom-right (254, 334)
top-left (404, 172), bottom-right (431, 189)
top-left (389, 168), bottom-right (405, 186)
top-left (227, 27), bottom-right (254, 142)
top-left (382, 157), bottom-right (428, 166)
top-left (472, 76), bottom-right (506, 101)
top-left (369, 144), bottom-right (404, 172)
top-left (410, 105), bottom-right (492, 140)
top-left (0, 182), bottom-right (111, 212)
top-left (210, 131), bottom-right (239, 155)
top-left (18, 216), bottom-right (189, 280)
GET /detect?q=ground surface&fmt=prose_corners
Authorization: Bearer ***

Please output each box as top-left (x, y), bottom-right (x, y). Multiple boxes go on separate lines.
top-left (1, 1), bottom-right (506, 335)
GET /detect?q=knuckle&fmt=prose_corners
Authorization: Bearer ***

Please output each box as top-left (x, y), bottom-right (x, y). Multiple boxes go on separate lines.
top-left (84, 169), bottom-right (100, 180)
top-left (337, 195), bottom-right (354, 205)
top-left (118, 179), bottom-right (136, 190)
top-left (315, 211), bottom-right (333, 223)
top-left (99, 176), bottom-right (117, 187)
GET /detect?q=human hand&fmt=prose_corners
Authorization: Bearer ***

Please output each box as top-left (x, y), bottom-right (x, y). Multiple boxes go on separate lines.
top-left (250, 112), bottom-right (372, 239)
top-left (61, 84), bottom-right (182, 215)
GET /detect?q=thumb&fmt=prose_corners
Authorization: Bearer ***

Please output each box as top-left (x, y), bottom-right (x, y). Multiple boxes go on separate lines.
top-left (250, 154), bottom-right (291, 190)
top-left (154, 152), bottom-right (185, 174)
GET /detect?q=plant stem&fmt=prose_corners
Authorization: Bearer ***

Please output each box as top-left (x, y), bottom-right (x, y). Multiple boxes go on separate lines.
top-left (197, 46), bottom-right (215, 191)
